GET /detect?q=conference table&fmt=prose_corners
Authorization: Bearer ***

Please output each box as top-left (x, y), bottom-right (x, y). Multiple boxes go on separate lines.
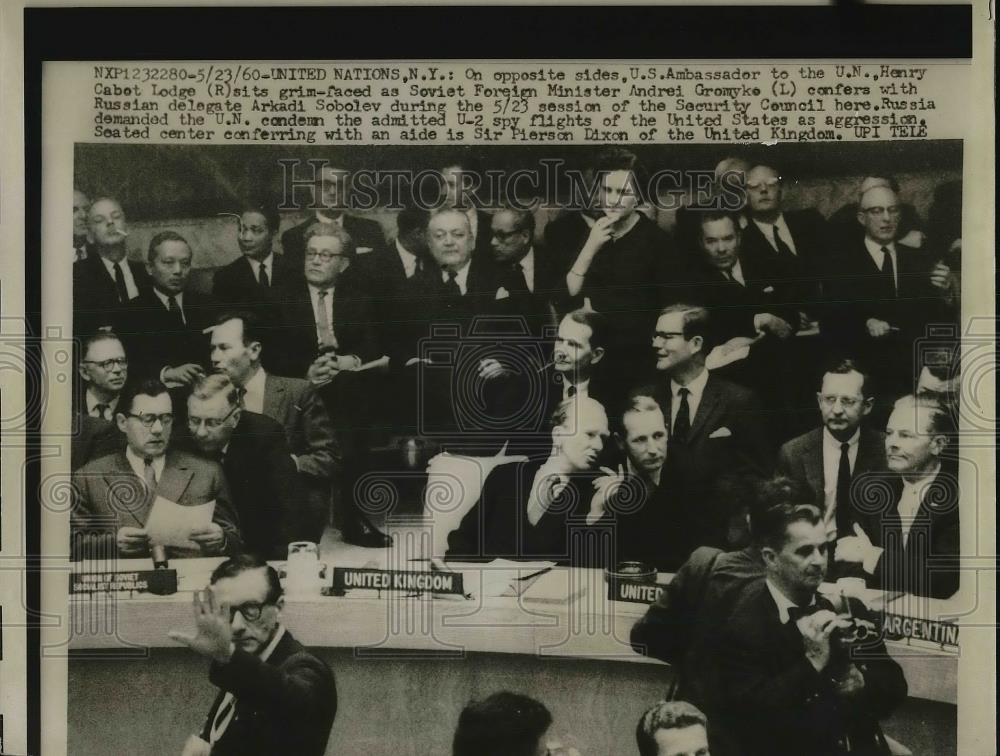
top-left (67, 534), bottom-right (960, 755)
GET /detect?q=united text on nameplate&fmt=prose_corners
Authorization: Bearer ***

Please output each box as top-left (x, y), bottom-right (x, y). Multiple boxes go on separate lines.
top-left (69, 569), bottom-right (178, 596)
top-left (332, 568), bottom-right (464, 595)
top-left (608, 579), bottom-right (667, 604)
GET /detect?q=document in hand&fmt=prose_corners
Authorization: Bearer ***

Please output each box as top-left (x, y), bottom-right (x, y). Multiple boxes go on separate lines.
top-left (144, 497), bottom-right (216, 549)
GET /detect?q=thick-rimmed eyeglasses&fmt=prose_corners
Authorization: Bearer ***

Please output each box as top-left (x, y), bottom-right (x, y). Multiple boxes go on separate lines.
top-left (82, 357), bottom-right (128, 370)
top-left (127, 413), bottom-right (174, 428)
top-left (305, 251), bottom-right (348, 263)
top-left (228, 601), bottom-right (267, 622)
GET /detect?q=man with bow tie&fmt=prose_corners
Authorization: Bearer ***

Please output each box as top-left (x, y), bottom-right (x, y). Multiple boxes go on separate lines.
top-left (445, 396), bottom-right (612, 565)
top-left (717, 499), bottom-right (907, 756)
top-left (170, 555), bottom-right (337, 756)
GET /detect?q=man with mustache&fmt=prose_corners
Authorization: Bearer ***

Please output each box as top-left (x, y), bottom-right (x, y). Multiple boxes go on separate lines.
top-left (122, 231), bottom-right (217, 389)
top-left (73, 196), bottom-right (151, 334)
top-left (446, 396), bottom-right (611, 565)
top-left (717, 499), bottom-right (907, 756)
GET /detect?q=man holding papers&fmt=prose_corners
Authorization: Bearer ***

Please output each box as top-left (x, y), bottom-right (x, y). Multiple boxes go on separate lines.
top-left (71, 378), bottom-right (242, 560)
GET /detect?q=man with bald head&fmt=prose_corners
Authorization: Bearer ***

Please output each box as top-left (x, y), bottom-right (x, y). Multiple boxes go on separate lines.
top-left (73, 196), bottom-right (152, 334)
top-left (823, 184), bottom-right (956, 399)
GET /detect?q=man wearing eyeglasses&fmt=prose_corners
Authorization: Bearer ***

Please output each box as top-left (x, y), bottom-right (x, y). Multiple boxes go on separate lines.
top-left (823, 185), bottom-right (956, 400)
top-left (184, 373), bottom-right (304, 560)
top-left (170, 555), bottom-right (337, 756)
top-left (71, 378), bottom-right (242, 560)
top-left (777, 359), bottom-right (886, 542)
top-left (72, 331), bottom-right (129, 469)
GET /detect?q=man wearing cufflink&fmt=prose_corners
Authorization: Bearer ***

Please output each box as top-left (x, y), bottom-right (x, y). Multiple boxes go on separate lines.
top-left (70, 378), bottom-right (241, 560)
top-left (652, 304), bottom-right (771, 553)
top-left (171, 554), bottom-right (337, 756)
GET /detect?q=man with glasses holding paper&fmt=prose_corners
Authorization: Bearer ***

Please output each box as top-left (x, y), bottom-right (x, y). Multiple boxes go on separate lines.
top-left (71, 378), bottom-right (242, 560)
top-left (170, 554), bottom-right (337, 756)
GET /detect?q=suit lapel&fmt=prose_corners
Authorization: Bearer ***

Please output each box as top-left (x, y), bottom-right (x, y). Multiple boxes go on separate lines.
top-left (263, 375), bottom-right (285, 419)
top-left (157, 453), bottom-right (195, 504)
top-left (104, 453), bottom-right (151, 527)
top-left (803, 431), bottom-right (825, 502)
top-left (689, 375), bottom-right (721, 442)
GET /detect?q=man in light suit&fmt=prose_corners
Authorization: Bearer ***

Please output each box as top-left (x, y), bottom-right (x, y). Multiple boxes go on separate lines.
top-left (777, 358), bottom-right (886, 541)
top-left (71, 378), bottom-right (241, 561)
top-left (211, 311), bottom-right (388, 548)
top-left (170, 555), bottom-right (336, 756)
top-left (835, 393), bottom-right (960, 598)
top-left (73, 196), bottom-right (151, 335)
top-left (281, 162), bottom-right (386, 270)
top-left (652, 304), bottom-right (771, 553)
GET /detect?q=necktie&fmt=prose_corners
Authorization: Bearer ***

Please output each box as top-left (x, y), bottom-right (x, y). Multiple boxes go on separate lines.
top-left (835, 442), bottom-right (853, 536)
top-left (93, 403), bottom-right (110, 421)
top-left (209, 692), bottom-right (237, 744)
top-left (235, 386), bottom-right (247, 407)
top-left (509, 262), bottom-right (529, 294)
top-left (444, 269), bottom-right (462, 298)
top-left (880, 246), bottom-right (896, 296)
top-left (772, 225), bottom-right (795, 258)
top-left (566, 384), bottom-right (577, 399)
top-left (258, 262), bottom-right (270, 288)
top-left (314, 289), bottom-right (338, 348)
top-left (113, 262), bottom-right (129, 303)
top-left (166, 295), bottom-right (184, 326)
top-left (672, 387), bottom-right (691, 443)
top-left (143, 457), bottom-right (157, 491)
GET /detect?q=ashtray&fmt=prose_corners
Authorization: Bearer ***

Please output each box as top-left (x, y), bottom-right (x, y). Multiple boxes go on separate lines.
top-left (604, 561), bottom-right (657, 583)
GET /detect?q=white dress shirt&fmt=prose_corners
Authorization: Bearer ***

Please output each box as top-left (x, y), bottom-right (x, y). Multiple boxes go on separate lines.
top-left (210, 625), bottom-right (287, 744)
top-left (669, 367), bottom-right (710, 431)
top-left (765, 578), bottom-right (815, 624)
top-left (442, 260), bottom-right (472, 296)
top-left (153, 289), bottom-right (186, 324)
top-left (395, 239), bottom-right (420, 279)
top-left (85, 389), bottom-right (119, 420)
top-left (247, 253), bottom-right (274, 286)
top-left (898, 464), bottom-right (941, 547)
top-left (562, 376), bottom-right (590, 401)
top-left (307, 283), bottom-right (336, 343)
top-left (724, 259), bottom-right (747, 286)
top-left (864, 237), bottom-right (898, 290)
top-left (100, 256), bottom-right (140, 300)
top-left (821, 428), bottom-right (860, 540)
top-left (242, 367), bottom-right (267, 414)
top-left (464, 207), bottom-right (479, 242)
top-left (125, 446), bottom-right (165, 487)
top-left (753, 214), bottom-right (798, 256)
top-left (518, 247), bottom-right (536, 293)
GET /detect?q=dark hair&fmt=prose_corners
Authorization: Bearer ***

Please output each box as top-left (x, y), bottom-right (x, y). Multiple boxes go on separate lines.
top-left (593, 147), bottom-right (650, 204)
top-left (80, 330), bottom-right (124, 360)
top-left (210, 553), bottom-right (283, 604)
top-left (452, 692), bottom-right (551, 756)
top-left (147, 230), bottom-right (192, 263)
top-left (494, 206), bottom-right (536, 237)
top-left (303, 222), bottom-right (356, 257)
top-left (613, 388), bottom-right (664, 437)
top-left (822, 357), bottom-right (873, 398)
top-left (396, 205), bottom-right (431, 238)
top-left (238, 200), bottom-right (282, 234)
top-left (636, 700), bottom-right (708, 756)
top-left (751, 477), bottom-right (822, 551)
top-left (117, 378), bottom-right (170, 417)
top-left (657, 303), bottom-right (716, 354)
top-left (563, 308), bottom-right (609, 353)
top-left (698, 209), bottom-right (743, 235)
top-left (215, 310), bottom-right (266, 349)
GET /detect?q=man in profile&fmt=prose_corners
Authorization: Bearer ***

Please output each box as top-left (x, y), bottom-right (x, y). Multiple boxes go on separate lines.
top-left (170, 554), bottom-right (337, 756)
top-left (71, 378), bottom-right (241, 560)
top-left (635, 700), bottom-right (711, 756)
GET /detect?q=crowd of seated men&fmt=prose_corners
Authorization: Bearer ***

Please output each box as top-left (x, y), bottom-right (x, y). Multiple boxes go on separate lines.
top-left (70, 149), bottom-right (962, 604)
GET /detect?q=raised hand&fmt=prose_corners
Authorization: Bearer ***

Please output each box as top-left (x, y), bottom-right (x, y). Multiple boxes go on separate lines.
top-left (168, 588), bottom-right (234, 663)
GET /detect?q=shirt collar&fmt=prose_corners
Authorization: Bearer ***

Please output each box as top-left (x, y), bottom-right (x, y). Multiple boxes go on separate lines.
top-left (247, 252), bottom-right (274, 272)
top-left (752, 213), bottom-right (787, 238)
top-left (765, 578), bottom-right (815, 624)
top-left (153, 288), bottom-right (183, 309)
top-left (314, 211), bottom-right (344, 228)
top-left (626, 457), bottom-right (662, 488)
top-left (671, 366), bottom-right (709, 403)
top-left (442, 259), bottom-right (472, 291)
top-left (125, 446), bottom-right (166, 481)
top-left (258, 624), bottom-right (286, 661)
top-left (85, 388), bottom-right (119, 415)
top-left (308, 282), bottom-right (335, 297)
top-left (518, 247), bottom-right (535, 275)
top-left (395, 238), bottom-right (418, 263)
top-left (822, 426), bottom-right (860, 451)
top-left (864, 236), bottom-right (896, 258)
top-left (901, 461), bottom-right (942, 494)
top-left (243, 366), bottom-right (266, 400)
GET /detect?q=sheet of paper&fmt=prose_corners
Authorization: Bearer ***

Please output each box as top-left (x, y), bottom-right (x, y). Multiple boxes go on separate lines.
top-left (144, 497), bottom-right (215, 549)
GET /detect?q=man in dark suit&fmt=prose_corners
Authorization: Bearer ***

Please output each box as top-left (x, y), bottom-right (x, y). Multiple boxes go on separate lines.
top-left (823, 185), bottom-right (956, 400)
top-left (73, 196), bottom-right (151, 335)
top-left (835, 393), bottom-right (959, 599)
top-left (741, 164), bottom-right (830, 314)
top-left (635, 700), bottom-right (711, 756)
top-left (211, 201), bottom-right (295, 367)
top-left (438, 155), bottom-right (494, 259)
top-left (72, 188), bottom-right (90, 262)
top-left (120, 231), bottom-right (217, 388)
top-left (170, 555), bottom-right (336, 756)
top-left (71, 378), bottom-right (242, 560)
top-left (446, 396), bottom-right (611, 565)
top-left (281, 162), bottom-right (386, 270)
top-left (717, 500), bottom-right (907, 756)
top-left (274, 222), bottom-right (380, 380)
top-left (652, 304), bottom-right (771, 553)
top-left (72, 331), bottom-right (129, 469)
top-left (185, 374), bottom-right (304, 560)
top-left (777, 359), bottom-right (886, 541)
